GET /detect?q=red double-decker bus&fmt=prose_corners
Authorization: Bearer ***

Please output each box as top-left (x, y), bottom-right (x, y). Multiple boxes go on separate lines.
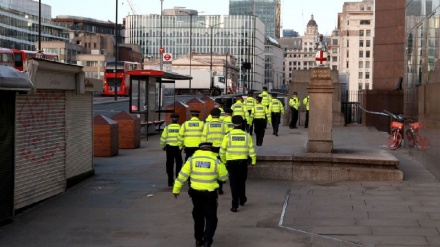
top-left (11, 49), bottom-right (59, 71)
top-left (103, 61), bottom-right (141, 96)
top-left (0, 48), bottom-right (15, 68)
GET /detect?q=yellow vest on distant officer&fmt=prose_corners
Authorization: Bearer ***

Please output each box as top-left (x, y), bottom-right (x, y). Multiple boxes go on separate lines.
top-left (160, 123), bottom-right (182, 149)
top-left (219, 129), bottom-right (257, 165)
top-left (252, 103), bottom-right (270, 123)
top-left (201, 118), bottom-right (226, 147)
top-left (231, 101), bottom-right (248, 119)
top-left (205, 107), bottom-right (225, 122)
top-left (303, 96), bottom-right (310, 110)
top-left (178, 117), bottom-right (204, 148)
top-left (223, 115), bottom-right (234, 134)
top-left (269, 98), bottom-right (284, 115)
top-left (289, 97), bottom-right (300, 110)
top-left (258, 91), bottom-right (272, 107)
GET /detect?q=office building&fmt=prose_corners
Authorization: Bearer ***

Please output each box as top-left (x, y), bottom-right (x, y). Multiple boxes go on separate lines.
top-left (229, 0), bottom-right (281, 38)
top-left (124, 9), bottom-right (266, 90)
top-left (0, 0), bottom-right (68, 50)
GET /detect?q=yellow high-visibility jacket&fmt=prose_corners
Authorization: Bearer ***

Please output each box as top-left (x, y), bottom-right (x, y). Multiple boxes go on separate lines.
top-left (173, 150), bottom-right (228, 194)
top-left (178, 117), bottom-right (204, 148)
top-left (219, 128), bottom-right (256, 165)
top-left (201, 118), bottom-right (226, 147)
top-left (160, 123), bottom-right (182, 149)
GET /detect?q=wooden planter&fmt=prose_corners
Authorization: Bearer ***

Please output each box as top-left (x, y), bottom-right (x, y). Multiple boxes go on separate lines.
top-left (111, 111), bottom-right (141, 149)
top-left (94, 114), bottom-right (119, 157)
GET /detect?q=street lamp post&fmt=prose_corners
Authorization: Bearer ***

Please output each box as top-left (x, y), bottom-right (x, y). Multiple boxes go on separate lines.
top-left (38, 0), bottom-right (41, 51)
top-left (160, 0), bottom-right (164, 71)
top-left (205, 23), bottom-right (222, 91)
top-left (179, 10), bottom-right (196, 92)
top-left (114, 0), bottom-right (119, 101)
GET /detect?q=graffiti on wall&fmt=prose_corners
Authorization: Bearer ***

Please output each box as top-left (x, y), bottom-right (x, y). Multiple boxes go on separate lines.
top-left (17, 93), bottom-right (66, 164)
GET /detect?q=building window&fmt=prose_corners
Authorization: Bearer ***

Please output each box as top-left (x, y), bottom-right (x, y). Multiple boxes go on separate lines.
top-left (359, 51), bottom-right (363, 58)
top-left (366, 30), bottom-right (371, 36)
top-left (347, 51), bottom-right (349, 58)
top-left (359, 30), bottom-right (364, 36)
top-left (332, 39), bottom-right (338, 45)
top-left (347, 40), bottom-right (349, 47)
top-left (360, 40), bottom-right (364, 47)
top-left (366, 72), bottom-right (370, 79)
top-left (359, 61), bottom-right (363, 68)
top-left (365, 83), bottom-right (370, 89)
top-left (366, 40), bottom-right (371, 47)
top-left (366, 61), bottom-right (370, 68)
top-left (360, 20), bottom-right (371, 25)
top-left (366, 50), bottom-right (370, 58)
top-left (346, 61), bottom-right (349, 68)
top-left (332, 65), bottom-right (337, 70)
top-left (359, 72), bottom-right (363, 79)
top-left (359, 83), bottom-right (363, 90)
top-left (332, 48), bottom-right (337, 53)
top-left (332, 56), bottom-right (337, 62)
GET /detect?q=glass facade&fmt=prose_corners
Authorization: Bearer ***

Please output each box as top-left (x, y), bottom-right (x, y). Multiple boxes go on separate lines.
top-left (405, 0), bottom-right (440, 179)
top-left (0, 0), bottom-right (68, 50)
top-left (229, 0), bottom-right (280, 38)
top-left (125, 14), bottom-right (266, 90)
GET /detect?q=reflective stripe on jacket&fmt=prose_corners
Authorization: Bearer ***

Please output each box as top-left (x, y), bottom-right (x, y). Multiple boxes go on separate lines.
top-left (219, 129), bottom-right (256, 165)
top-left (160, 123), bottom-right (181, 148)
top-left (179, 117), bottom-right (204, 148)
top-left (201, 118), bottom-right (226, 147)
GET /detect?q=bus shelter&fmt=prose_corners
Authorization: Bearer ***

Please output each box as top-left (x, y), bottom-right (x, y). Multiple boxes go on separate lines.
top-left (127, 70), bottom-right (192, 138)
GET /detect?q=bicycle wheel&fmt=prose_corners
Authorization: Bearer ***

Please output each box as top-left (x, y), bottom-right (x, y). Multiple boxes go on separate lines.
top-left (414, 133), bottom-right (428, 151)
top-left (405, 129), bottom-right (415, 148)
top-left (387, 131), bottom-right (402, 150)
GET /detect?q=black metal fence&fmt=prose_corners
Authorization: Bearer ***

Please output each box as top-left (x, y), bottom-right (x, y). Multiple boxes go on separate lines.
top-left (341, 90), bottom-right (362, 125)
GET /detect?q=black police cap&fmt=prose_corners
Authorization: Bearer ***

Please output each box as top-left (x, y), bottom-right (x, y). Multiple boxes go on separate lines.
top-left (272, 93), bottom-right (278, 98)
top-left (190, 110), bottom-right (201, 115)
top-left (198, 142), bottom-right (213, 150)
top-left (224, 108), bottom-right (233, 114)
top-left (231, 115), bottom-right (243, 125)
top-left (256, 96), bottom-right (262, 101)
top-left (210, 108), bottom-right (221, 117)
top-left (263, 86), bottom-right (268, 90)
top-left (170, 113), bottom-right (179, 119)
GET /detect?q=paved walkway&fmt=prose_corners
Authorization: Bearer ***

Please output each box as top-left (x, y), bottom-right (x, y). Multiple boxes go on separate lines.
top-left (1, 125), bottom-right (439, 247)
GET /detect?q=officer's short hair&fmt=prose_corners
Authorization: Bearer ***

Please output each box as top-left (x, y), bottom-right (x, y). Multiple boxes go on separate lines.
top-left (190, 110), bottom-right (200, 115)
top-left (224, 108), bottom-right (233, 115)
top-left (170, 113), bottom-right (179, 119)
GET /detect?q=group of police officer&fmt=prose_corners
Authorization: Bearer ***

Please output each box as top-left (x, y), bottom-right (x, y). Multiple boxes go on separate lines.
top-left (160, 88), bottom-right (311, 246)
top-left (161, 104), bottom-right (256, 247)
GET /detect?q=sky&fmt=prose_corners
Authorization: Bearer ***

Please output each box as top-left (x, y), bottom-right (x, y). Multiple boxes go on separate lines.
top-left (42, 0), bottom-right (357, 36)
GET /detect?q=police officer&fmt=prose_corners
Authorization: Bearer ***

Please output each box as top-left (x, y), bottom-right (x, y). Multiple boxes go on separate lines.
top-left (244, 91), bottom-right (256, 135)
top-left (258, 86), bottom-right (272, 109)
top-left (269, 93), bottom-right (284, 136)
top-left (179, 110), bottom-right (204, 161)
top-left (223, 108), bottom-right (234, 134)
top-left (173, 142), bottom-right (228, 247)
top-left (289, 92), bottom-right (300, 129)
top-left (220, 116), bottom-right (256, 212)
top-left (303, 95), bottom-right (310, 128)
top-left (160, 113), bottom-right (183, 187)
top-left (201, 108), bottom-right (227, 195)
top-left (231, 95), bottom-right (248, 131)
top-left (205, 102), bottom-right (225, 122)
top-left (252, 97), bottom-right (270, 146)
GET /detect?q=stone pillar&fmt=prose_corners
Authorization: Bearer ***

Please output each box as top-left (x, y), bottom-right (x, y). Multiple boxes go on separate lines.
top-left (306, 67), bottom-right (334, 153)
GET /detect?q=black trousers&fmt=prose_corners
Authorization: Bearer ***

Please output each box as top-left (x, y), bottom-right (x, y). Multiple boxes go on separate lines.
top-left (165, 145), bottom-right (183, 186)
top-left (184, 147), bottom-right (198, 162)
top-left (305, 110), bottom-right (309, 128)
top-left (190, 189), bottom-right (218, 245)
top-left (226, 159), bottom-right (248, 209)
top-left (246, 110), bottom-right (253, 134)
top-left (289, 108), bottom-right (299, 128)
top-left (271, 112), bottom-right (281, 134)
top-left (253, 118), bottom-right (266, 146)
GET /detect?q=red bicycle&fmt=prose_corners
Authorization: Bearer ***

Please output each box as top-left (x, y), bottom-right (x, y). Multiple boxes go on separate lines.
top-left (405, 120), bottom-right (428, 150)
top-left (384, 110), bottom-right (404, 150)
top-left (384, 110), bottom-right (428, 151)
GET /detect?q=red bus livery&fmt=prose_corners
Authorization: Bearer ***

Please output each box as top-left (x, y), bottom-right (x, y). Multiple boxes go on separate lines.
top-left (0, 48), bottom-right (15, 68)
top-left (103, 61), bottom-right (141, 96)
top-left (11, 49), bottom-right (59, 71)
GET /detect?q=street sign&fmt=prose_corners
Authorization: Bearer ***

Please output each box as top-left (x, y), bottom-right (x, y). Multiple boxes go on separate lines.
top-left (163, 53), bottom-right (172, 61)
top-left (159, 47), bottom-right (164, 54)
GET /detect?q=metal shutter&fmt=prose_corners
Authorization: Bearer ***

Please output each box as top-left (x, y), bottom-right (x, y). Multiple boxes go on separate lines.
top-left (65, 92), bottom-right (93, 178)
top-left (0, 91), bottom-right (15, 222)
top-left (15, 91), bottom-right (66, 209)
